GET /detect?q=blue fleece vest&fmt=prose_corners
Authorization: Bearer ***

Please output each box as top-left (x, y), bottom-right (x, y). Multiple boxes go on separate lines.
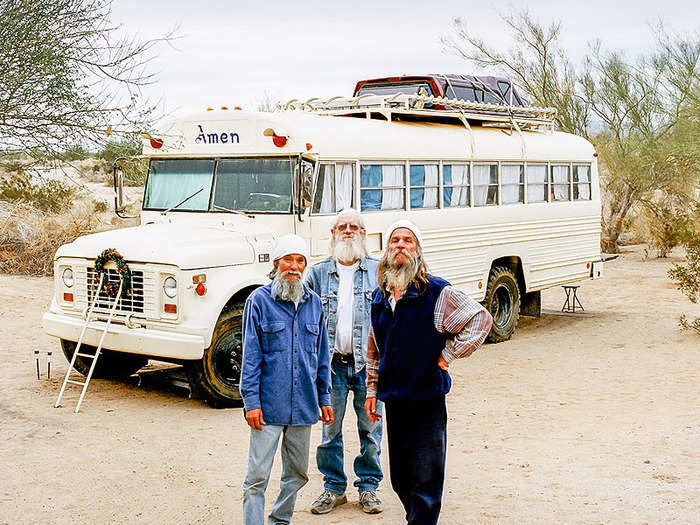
top-left (370, 275), bottom-right (451, 402)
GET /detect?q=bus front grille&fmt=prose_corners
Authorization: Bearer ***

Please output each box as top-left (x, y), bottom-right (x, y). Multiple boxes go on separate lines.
top-left (87, 267), bottom-right (146, 315)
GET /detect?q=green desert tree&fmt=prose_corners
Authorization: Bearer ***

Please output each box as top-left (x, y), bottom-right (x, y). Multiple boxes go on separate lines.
top-left (443, 12), bottom-right (700, 253)
top-left (0, 0), bottom-right (172, 159)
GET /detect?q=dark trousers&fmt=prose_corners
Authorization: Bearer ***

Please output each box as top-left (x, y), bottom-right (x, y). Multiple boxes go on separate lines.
top-left (385, 395), bottom-right (447, 525)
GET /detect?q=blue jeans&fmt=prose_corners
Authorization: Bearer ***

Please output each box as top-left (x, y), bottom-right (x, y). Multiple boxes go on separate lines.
top-left (316, 361), bottom-right (383, 494)
top-left (242, 424), bottom-right (311, 525)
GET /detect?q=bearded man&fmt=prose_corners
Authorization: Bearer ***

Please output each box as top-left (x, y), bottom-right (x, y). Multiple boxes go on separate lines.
top-left (306, 208), bottom-right (383, 515)
top-left (240, 234), bottom-right (333, 525)
top-left (364, 220), bottom-right (493, 525)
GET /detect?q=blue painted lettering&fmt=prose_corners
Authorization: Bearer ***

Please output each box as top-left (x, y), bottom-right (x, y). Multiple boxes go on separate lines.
top-left (194, 124), bottom-right (241, 145)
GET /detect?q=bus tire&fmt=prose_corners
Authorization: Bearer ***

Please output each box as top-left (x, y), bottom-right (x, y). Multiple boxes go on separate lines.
top-left (483, 266), bottom-right (520, 343)
top-left (60, 339), bottom-right (147, 378)
top-left (185, 306), bottom-right (244, 408)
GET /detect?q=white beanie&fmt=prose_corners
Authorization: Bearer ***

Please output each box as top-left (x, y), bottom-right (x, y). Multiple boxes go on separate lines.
top-left (384, 220), bottom-right (423, 248)
top-left (272, 234), bottom-right (309, 263)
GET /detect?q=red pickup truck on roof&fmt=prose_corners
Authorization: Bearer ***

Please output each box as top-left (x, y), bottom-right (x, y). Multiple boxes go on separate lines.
top-left (353, 74), bottom-right (525, 107)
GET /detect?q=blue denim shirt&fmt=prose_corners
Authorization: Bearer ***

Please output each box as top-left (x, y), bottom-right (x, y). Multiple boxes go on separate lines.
top-left (240, 283), bottom-right (331, 426)
top-left (306, 256), bottom-right (379, 372)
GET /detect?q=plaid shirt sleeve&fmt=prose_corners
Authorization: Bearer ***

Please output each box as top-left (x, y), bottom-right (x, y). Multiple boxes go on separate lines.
top-left (435, 286), bottom-right (493, 364)
top-left (366, 323), bottom-right (380, 398)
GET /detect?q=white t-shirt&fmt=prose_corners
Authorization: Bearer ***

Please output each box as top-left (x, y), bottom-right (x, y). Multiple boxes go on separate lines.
top-left (335, 261), bottom-right (359, 355)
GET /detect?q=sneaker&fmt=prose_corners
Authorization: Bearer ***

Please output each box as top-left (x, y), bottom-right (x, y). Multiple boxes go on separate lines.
top-left (310, 490), bottom-right (347, 514)
top-left (359, 490), bottom-right (383, 514)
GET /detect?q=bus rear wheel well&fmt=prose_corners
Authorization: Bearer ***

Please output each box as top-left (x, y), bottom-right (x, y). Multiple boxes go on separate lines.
top-left (489, 256), bottom-right (525, 295)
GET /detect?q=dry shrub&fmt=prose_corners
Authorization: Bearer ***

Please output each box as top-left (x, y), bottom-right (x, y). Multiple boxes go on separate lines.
top-left (643, 200), bottom-right (692, 258)
top-left (72, 158), bottom-right (110, 183)
top-left (669, 232), bottom-right (700, 335)
top-left (0, 172), bottom-right (76, 212)
top-left (0, 202), bottom-right (107, 276)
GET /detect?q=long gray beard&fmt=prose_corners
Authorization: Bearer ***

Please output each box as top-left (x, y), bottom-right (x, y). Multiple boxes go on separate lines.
top-left (271, 270), bottom-right (306, 303)
top-left (381, 249), bottom-right (419, 292)
top-left (331, 235), bottom-right (367, 264)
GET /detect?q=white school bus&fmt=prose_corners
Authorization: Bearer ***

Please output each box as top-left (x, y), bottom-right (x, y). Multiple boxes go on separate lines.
top-left (43, 95), bottom-right (602, 406)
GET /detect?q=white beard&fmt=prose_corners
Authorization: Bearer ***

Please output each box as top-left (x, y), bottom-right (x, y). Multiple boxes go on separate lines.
top-left (381, 249), bottom-right (419, 292)
top-left (331, 235), bottom-right (367, 264)
top-left (271, 270), bottom-right (306, 303)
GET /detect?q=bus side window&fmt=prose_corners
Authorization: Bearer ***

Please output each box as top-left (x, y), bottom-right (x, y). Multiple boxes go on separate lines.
top-left (526, 164), bottom-right (548, 203)
top-left (443, 164), bottom-right (470, 207)
top-left (474, 164), bottom-right (498, 206)
top-left (410, 164), bottom-right (439, 209)
top-left (360, 164), bottom-right (405, 211)
top-left (551, 165), bottom-right (571, 201)
top-left (501, 164), bottom-right (524, 204)
top-left (312, 163), bottom-right (354, 214)
top-left (573, 164), bottom-right (591, 200)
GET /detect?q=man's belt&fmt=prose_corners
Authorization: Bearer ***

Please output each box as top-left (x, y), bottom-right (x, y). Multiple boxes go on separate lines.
top-left (332, 352), bottom-right (354, 366)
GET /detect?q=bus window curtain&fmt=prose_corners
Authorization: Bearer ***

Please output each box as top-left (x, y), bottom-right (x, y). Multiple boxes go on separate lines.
top-left (444, 164), bottom-right (469, 206)
top-left (473, 164), bottom-right (491, 206)
top-left (410, 165), bottom-right (438, 208)
top-left (318, 164), bottom-right (335, 214)
top-left (336, 163), bottom-right (353, 210)
top-left (381, 165), bottom-right (404, 210)
top-left (501, 164), bottom-right (523, 204)
top-left (526, 164), bottom-right (547, 203)
top-left (552, 165), bottom-right (570, 201)
top-left (574, 165), bottom-right (590, 200)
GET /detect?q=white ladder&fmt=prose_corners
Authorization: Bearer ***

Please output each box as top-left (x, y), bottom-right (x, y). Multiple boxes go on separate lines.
top-left (55, 274), bottom-right (123, 413)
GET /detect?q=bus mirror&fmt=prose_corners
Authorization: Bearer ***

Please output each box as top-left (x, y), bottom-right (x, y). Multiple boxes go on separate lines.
top-left (114, 166), bottom-right (125, 212)
top-left (294, 158), bottom-right (314, 218)
top-left (301, 161), bottom-right (314, 208)
top-left (112, 157), bottom-right (138, 219)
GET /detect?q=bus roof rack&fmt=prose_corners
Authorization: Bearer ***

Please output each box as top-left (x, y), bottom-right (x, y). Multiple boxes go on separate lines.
top-left (277, 93), bottom-right (557, 131)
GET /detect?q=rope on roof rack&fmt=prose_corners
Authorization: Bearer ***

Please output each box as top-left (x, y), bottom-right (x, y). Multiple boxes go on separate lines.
top-left (276, 94), bottom-right (557, 126)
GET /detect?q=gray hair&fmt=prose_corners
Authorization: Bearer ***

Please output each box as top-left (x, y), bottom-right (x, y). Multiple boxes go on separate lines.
top-left (333, 208), bottom-right (366, 231)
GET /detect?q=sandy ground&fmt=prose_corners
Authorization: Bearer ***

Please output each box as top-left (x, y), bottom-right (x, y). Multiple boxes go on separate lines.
top-left (1, 244), bottom-right (698, 525)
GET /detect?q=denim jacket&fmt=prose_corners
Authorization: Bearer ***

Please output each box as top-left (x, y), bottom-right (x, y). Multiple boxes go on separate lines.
top-left (240, 282), bottom-right (331, 426)
top-left (306, 256), bottom-right (379, 372)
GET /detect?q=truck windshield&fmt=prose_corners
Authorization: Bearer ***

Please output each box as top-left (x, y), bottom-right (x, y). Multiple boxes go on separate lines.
top-left (356, 82), bottom-right (434, 97)
top-left (143, 157), bottom-right (294, 213)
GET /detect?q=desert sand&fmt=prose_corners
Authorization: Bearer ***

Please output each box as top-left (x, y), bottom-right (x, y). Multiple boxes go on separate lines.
top-left (1, 245), bottom-right (698, 524)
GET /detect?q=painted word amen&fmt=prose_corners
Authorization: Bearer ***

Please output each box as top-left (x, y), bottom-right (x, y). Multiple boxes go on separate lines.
top-left (195, 125), bottom-right (240, 145)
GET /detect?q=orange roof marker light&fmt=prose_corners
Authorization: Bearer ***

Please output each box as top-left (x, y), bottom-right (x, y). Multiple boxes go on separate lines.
top-left (263, 128), bottom-right (288, 148)
top-left (206, 107), bottom-right (214, 111)
top-left (221, 106), bottom-right (229, 110)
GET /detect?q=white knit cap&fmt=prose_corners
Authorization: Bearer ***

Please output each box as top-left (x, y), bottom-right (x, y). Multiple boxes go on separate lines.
top-left (384, 220), bottom-right (423, 247)
top-left (272, 234), bottom-right (309, 263)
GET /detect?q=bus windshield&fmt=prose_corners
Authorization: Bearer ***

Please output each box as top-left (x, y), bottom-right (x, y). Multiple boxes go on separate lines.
top-left (143, 157), bottom-right (295, 213)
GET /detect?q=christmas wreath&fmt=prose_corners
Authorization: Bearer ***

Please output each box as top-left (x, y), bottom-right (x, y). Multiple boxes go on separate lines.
top-left (94, 248), bottom-right (131, 297)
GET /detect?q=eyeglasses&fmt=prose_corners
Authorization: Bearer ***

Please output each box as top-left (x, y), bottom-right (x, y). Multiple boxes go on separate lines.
top-left (334, 222), bottom-right (362, 232)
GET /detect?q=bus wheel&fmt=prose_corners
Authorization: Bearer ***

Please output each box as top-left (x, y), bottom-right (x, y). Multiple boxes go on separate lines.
top-left (186, 307), bottom-right (244, 408)
top-left (483, 266), bottom-right (520, 343)
top-left (60, 339), bottom-right (147, 378)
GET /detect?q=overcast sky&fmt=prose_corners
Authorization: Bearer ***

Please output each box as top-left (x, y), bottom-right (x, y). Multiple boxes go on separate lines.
top-left (111, 0), bottom-right (699, 119)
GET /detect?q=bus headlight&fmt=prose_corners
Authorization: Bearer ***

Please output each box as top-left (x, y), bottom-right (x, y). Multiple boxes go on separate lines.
top-left (62, 267), bottom-right (74, 288)
top-left (163, 276), bottom-right (177, 298)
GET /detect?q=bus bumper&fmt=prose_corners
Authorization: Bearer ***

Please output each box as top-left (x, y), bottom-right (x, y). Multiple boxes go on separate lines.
top-left (42, 312), bottom-right (206, 360)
